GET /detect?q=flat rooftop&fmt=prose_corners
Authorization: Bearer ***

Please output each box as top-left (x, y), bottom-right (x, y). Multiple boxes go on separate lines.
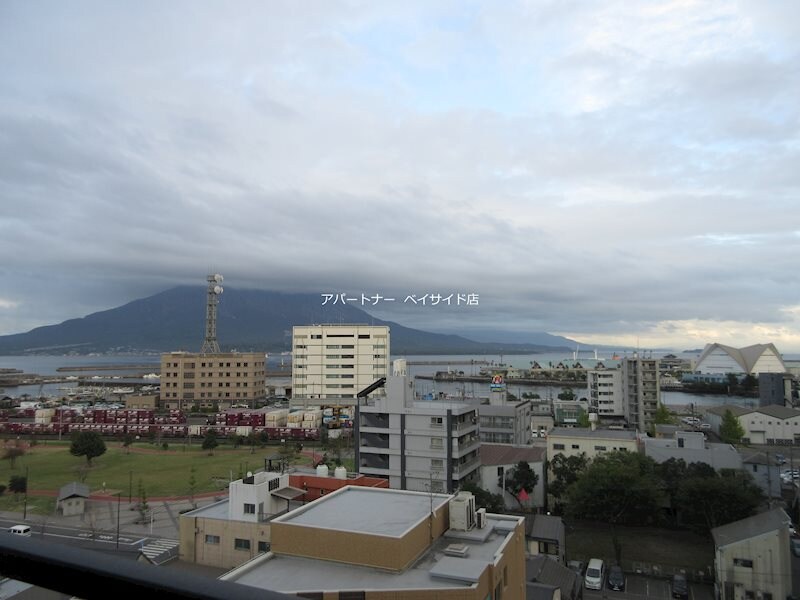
top-left (224, 514), bottom-right (522, 593)
top-left (272, 487), bottom-right (451, 537)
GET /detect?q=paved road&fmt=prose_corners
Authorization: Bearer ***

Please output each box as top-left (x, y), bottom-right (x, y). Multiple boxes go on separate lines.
top-left (583, 574), bottom-right (714, 600)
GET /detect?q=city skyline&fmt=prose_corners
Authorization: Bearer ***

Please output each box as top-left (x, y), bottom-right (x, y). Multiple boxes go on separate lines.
top-left (1, 2), bottom-right (799, 351)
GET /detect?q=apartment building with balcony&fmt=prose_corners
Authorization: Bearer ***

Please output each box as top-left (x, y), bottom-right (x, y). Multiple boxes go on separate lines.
top-left (291, 324), bottom-right (389, 401)
top-left (621, 356), bottom-right (660, 432)
top-left (586, 368), bottom-right (624, 418)
top-left (160, 351), bottom-right (266, 411)
top-left (357, 361), bottom-right (481, 493)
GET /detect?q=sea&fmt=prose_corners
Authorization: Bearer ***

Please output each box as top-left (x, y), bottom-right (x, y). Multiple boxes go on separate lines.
top-left (0, 351), bottom-right (771, 410)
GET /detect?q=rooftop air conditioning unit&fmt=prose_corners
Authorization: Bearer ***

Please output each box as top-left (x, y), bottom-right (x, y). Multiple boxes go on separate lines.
top-left (449, 491), bottom-right (476, 531)
top-left (476, 507), bottom-right (487, 529)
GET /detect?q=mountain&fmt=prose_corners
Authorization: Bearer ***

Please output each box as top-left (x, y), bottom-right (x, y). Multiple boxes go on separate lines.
top-left (0, 286), bottom-right (574, 355)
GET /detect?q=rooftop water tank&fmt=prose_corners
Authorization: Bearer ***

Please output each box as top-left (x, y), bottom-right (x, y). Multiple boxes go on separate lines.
top-left (334, 466), bottom-right (347, 480)
top-left (316, 464), bottom-right (330, 478)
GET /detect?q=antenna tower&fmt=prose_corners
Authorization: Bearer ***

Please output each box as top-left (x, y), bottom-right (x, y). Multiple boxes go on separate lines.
top-left (201, 273), bottom-right (224, 353)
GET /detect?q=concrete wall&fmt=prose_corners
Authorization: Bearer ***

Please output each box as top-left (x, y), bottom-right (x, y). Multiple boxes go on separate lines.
top-left (717, 529), bottom-right (791, 600)
top-left (179, 513), bottom-right (272, 569)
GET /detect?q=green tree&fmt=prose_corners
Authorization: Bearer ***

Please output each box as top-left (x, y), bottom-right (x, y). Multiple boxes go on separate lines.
top-left (548, 453), bottom-right (589, 507)
top-left (565, 451), bottom-right (662, 526)
top-left (69, 431), bottom-right (107, 465)
top-left (577, 411), bottom-right (591, 428)
top-left (122, 433), bottom-right (134, 454)
top-left (676, 469), bottom-right (764, 532)
top-left (502, 461), bottom-right (539, 510)
top-left (655, 457), bottom-right (688, 525)
top-left (8, 475), bottom-right (27, 496)
top-left (3, 446), bottom-right (25, 469)
top-left (137, 478), bottom-right (149, 524)
top-left (188, 466), bottom-right (197, 506)
top-left (557, 387), bottom-right (576, 401)
top-left (719, 409), bottom-right (745, 444)
top-left (654, 402), bottom-right (674, 425)
top-left (741, 374), bottom-right (757, 391)
top-left (202, 429), bottom-right (219, 455)
top-left (461, 482), bottom-right (505, 513)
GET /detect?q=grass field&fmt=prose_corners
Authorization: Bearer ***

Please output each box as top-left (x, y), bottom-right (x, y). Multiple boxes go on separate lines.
top-left (566, 521), bottom-right (715, 573)
top-left (0, 440), bottom-right (317, 502)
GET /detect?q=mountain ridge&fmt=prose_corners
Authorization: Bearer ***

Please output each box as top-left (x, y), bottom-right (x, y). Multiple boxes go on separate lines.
top-left (0, 286), bottom-right (577, 355)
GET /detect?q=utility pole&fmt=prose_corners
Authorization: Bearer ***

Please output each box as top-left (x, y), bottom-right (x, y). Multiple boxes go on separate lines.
top-left (128, 470), bottom-right (133, 503)
top-left (23, 466), bottom-right (29, 520)
top-left (116, 492), bottom-right (121, 550)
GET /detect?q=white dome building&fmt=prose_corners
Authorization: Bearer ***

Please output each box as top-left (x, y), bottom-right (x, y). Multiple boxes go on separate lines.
top-left (694, 343), bottom-right (785, 375)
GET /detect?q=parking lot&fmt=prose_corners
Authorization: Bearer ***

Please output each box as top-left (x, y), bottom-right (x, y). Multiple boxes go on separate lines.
top-left (582, 574), bottom-right (714, 600)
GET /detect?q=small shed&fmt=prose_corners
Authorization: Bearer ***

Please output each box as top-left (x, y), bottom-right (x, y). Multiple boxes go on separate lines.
top-left (57, 482), bottom-right (90, 516)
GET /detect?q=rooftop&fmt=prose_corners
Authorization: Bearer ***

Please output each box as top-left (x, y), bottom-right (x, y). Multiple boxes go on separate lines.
top-left (481, 444), bottom-right (546, 466)
top-left (705, 405), bottom-right (753, 417)
top-left (271, 486), bottom-right (451, 537)
top-left (548, 427), bottom-right (639, 441)
top-left (712, 508), bottom-right (791, 547)
top-left (525, 515), bottom-right (565, 545)
top-left (224, 513), bottom-right (522, 593)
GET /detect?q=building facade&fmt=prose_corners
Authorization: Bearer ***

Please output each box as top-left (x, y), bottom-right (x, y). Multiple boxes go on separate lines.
top-left (586, 368), bottom-right (624, 418)
top-left (621, 356), bottom-right (660, 432)
top-left (357, 361), bottom-right (481, 493)
top-left (222, 487), bottom-right (527, 600)
top-left (292, 324), bottom-right (389, 400)
top-left (694, 343), bottom-right (786, 375)
top-left (546, 427), bottom-right (640, 462)
top-left (475, 398), bottom-right (532, 445)
top-left (712, 508), bottom-right (792, 600)
top-left (706, 404), bottom-right (800, 445)
top-left (160, 352), bottom-right (266, 411)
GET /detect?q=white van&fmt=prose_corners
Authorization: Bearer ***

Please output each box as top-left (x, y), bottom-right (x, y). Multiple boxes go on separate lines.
top-left (584, 558), bottom-right (605, 590)
top-left (9, 524), bottom-right (31, 537)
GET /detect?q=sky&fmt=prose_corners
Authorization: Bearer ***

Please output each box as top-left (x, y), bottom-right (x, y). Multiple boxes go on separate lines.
top-left (1, 1), bottom-right (800, 352)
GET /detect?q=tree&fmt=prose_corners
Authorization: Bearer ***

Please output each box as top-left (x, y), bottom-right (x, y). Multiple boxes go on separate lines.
top-left (548, 453), bottom-right (589, 507)
top-left (557, 387), bottom-right (576, 401)
top-left (565, 451), bottom-right (662, 526)
top-left (654, 402), bottom-right (674, 425)
top-left (8, 475), bottom-right (27, 496)
top-left (188, 466), bottom-right (197, 506)
top-left (502, 461), bottom-right (539, 510)
top-left (202, 429), bottom-right (219, 455)
top-left (3, 446), bottom-right (25, 469)
top-left (719, 409), bottom-right (745, 444)
top-left (577, 411), bottom-right (591, 428)
top-left (461, 482), bottom-right (504, 513)
top-left (676, 469), bottom-right (764, 532)
top-left (122, 433), bottom-right (134, 454)
top-left (70, 431), bottom-right (106, 465)
top-left (137, 478), bottom-right (149, 524)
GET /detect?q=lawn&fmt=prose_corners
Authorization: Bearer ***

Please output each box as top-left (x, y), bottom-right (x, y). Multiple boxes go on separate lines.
top-left (0, 440), bottom-right (315, 500)
top-left (566, 521), bottom-right (715, 574)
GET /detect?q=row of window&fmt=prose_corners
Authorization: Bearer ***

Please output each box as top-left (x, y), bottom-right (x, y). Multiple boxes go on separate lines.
top-left (552, 443), bottom-right (628, 452)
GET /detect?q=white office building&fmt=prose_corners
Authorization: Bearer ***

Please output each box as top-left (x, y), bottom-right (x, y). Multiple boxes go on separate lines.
top-left (292, 324), bottom-right (389, 400)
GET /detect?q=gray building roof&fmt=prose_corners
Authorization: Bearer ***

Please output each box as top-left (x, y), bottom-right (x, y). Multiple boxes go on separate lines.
top-left (706, 405), bottom-right (753, 418)
top-left (755, 404), bottom-right (800, 419)
top-left (481, 444), bottom-right (546, 466)
top-left (57, 482), bottom-right (90, 502)
top-left (525, 515), bottom-right (565, 546)
top-left (696, 343), bottom-right (785, 373)
top-left (711, 508), bottom-right (791, 548)
top-left (548, 427), bottom-right (638, 441)
top-left (740, 451), bottom-right (781, 466)
top-left (526, 556), bottom-right (579, 600)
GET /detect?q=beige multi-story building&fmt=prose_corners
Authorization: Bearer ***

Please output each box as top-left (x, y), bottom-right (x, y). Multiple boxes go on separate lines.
top-left (292, 324), bottom-right (389, 401)
top-left (221, 487), bottom-right (527, 600)
top-left (546, 427), bottom-right (641, 462)
top-left (621, 355), bottom-right (660, 432)
top-left (160, 351), bottom-right (266, 410)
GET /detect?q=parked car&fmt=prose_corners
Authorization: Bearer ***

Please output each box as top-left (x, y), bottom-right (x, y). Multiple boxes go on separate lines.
top-left (584, 558), bottom-right (605, 590)
top-left (671, 574), bottom-right (689, 599)
top-left (698, 423), bottom-right (711, 430)
top-left (567, 560), bottom-right (585, 576)
top-left (606, 565), bottom-right (626, 591)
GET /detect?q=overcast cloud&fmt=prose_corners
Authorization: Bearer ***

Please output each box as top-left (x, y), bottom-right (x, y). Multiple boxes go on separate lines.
top-left (1, 1), bottom-right (799, 351)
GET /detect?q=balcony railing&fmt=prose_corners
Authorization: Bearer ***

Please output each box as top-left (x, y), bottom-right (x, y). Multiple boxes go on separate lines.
top-left (0, 535), bottom-right (293, 599)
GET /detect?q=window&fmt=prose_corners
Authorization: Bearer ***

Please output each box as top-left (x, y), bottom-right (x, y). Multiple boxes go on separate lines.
top-left (430, 417), bottom-right (443, 428)
top-left (733, 558), bottom-right (753, 568)
top-left (358, 334), bottom-right (370, 339)
top-left (430, 437), bottom-right (443, 449)
top-left (594, 445), bottom-right (607, 451)
top-left (553, 443), bottom-right (565, 450)
top-left (431, 459), bottom-right (443, 469)
top-left (234, 538), bottom-right (251, 551)
top-left (244, 503), bottom-right (255, 514)
top-left (204, 534), bottom-right (220, 544)
top-left (571, 444), bottom-right (579, 449)
top-left (258, 541), bottom-right (269, 553)
top-left (269, 478), bottom-right (279, 491)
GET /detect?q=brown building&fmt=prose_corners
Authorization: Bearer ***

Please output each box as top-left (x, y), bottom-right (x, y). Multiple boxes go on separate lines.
top-left (160, 351), bottom-right (266, 411)
top-left (221, 487), bottom-right (527, 599)
top-left (179, 469), bottom-right (390, 569)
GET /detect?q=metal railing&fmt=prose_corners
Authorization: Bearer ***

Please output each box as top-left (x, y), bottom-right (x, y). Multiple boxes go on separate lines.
top-left (0, 535), bottom-right (293, 600)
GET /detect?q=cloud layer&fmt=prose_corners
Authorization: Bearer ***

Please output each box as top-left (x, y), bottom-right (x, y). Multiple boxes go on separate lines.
top-left (1, 1), bottom-right (799, 351)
